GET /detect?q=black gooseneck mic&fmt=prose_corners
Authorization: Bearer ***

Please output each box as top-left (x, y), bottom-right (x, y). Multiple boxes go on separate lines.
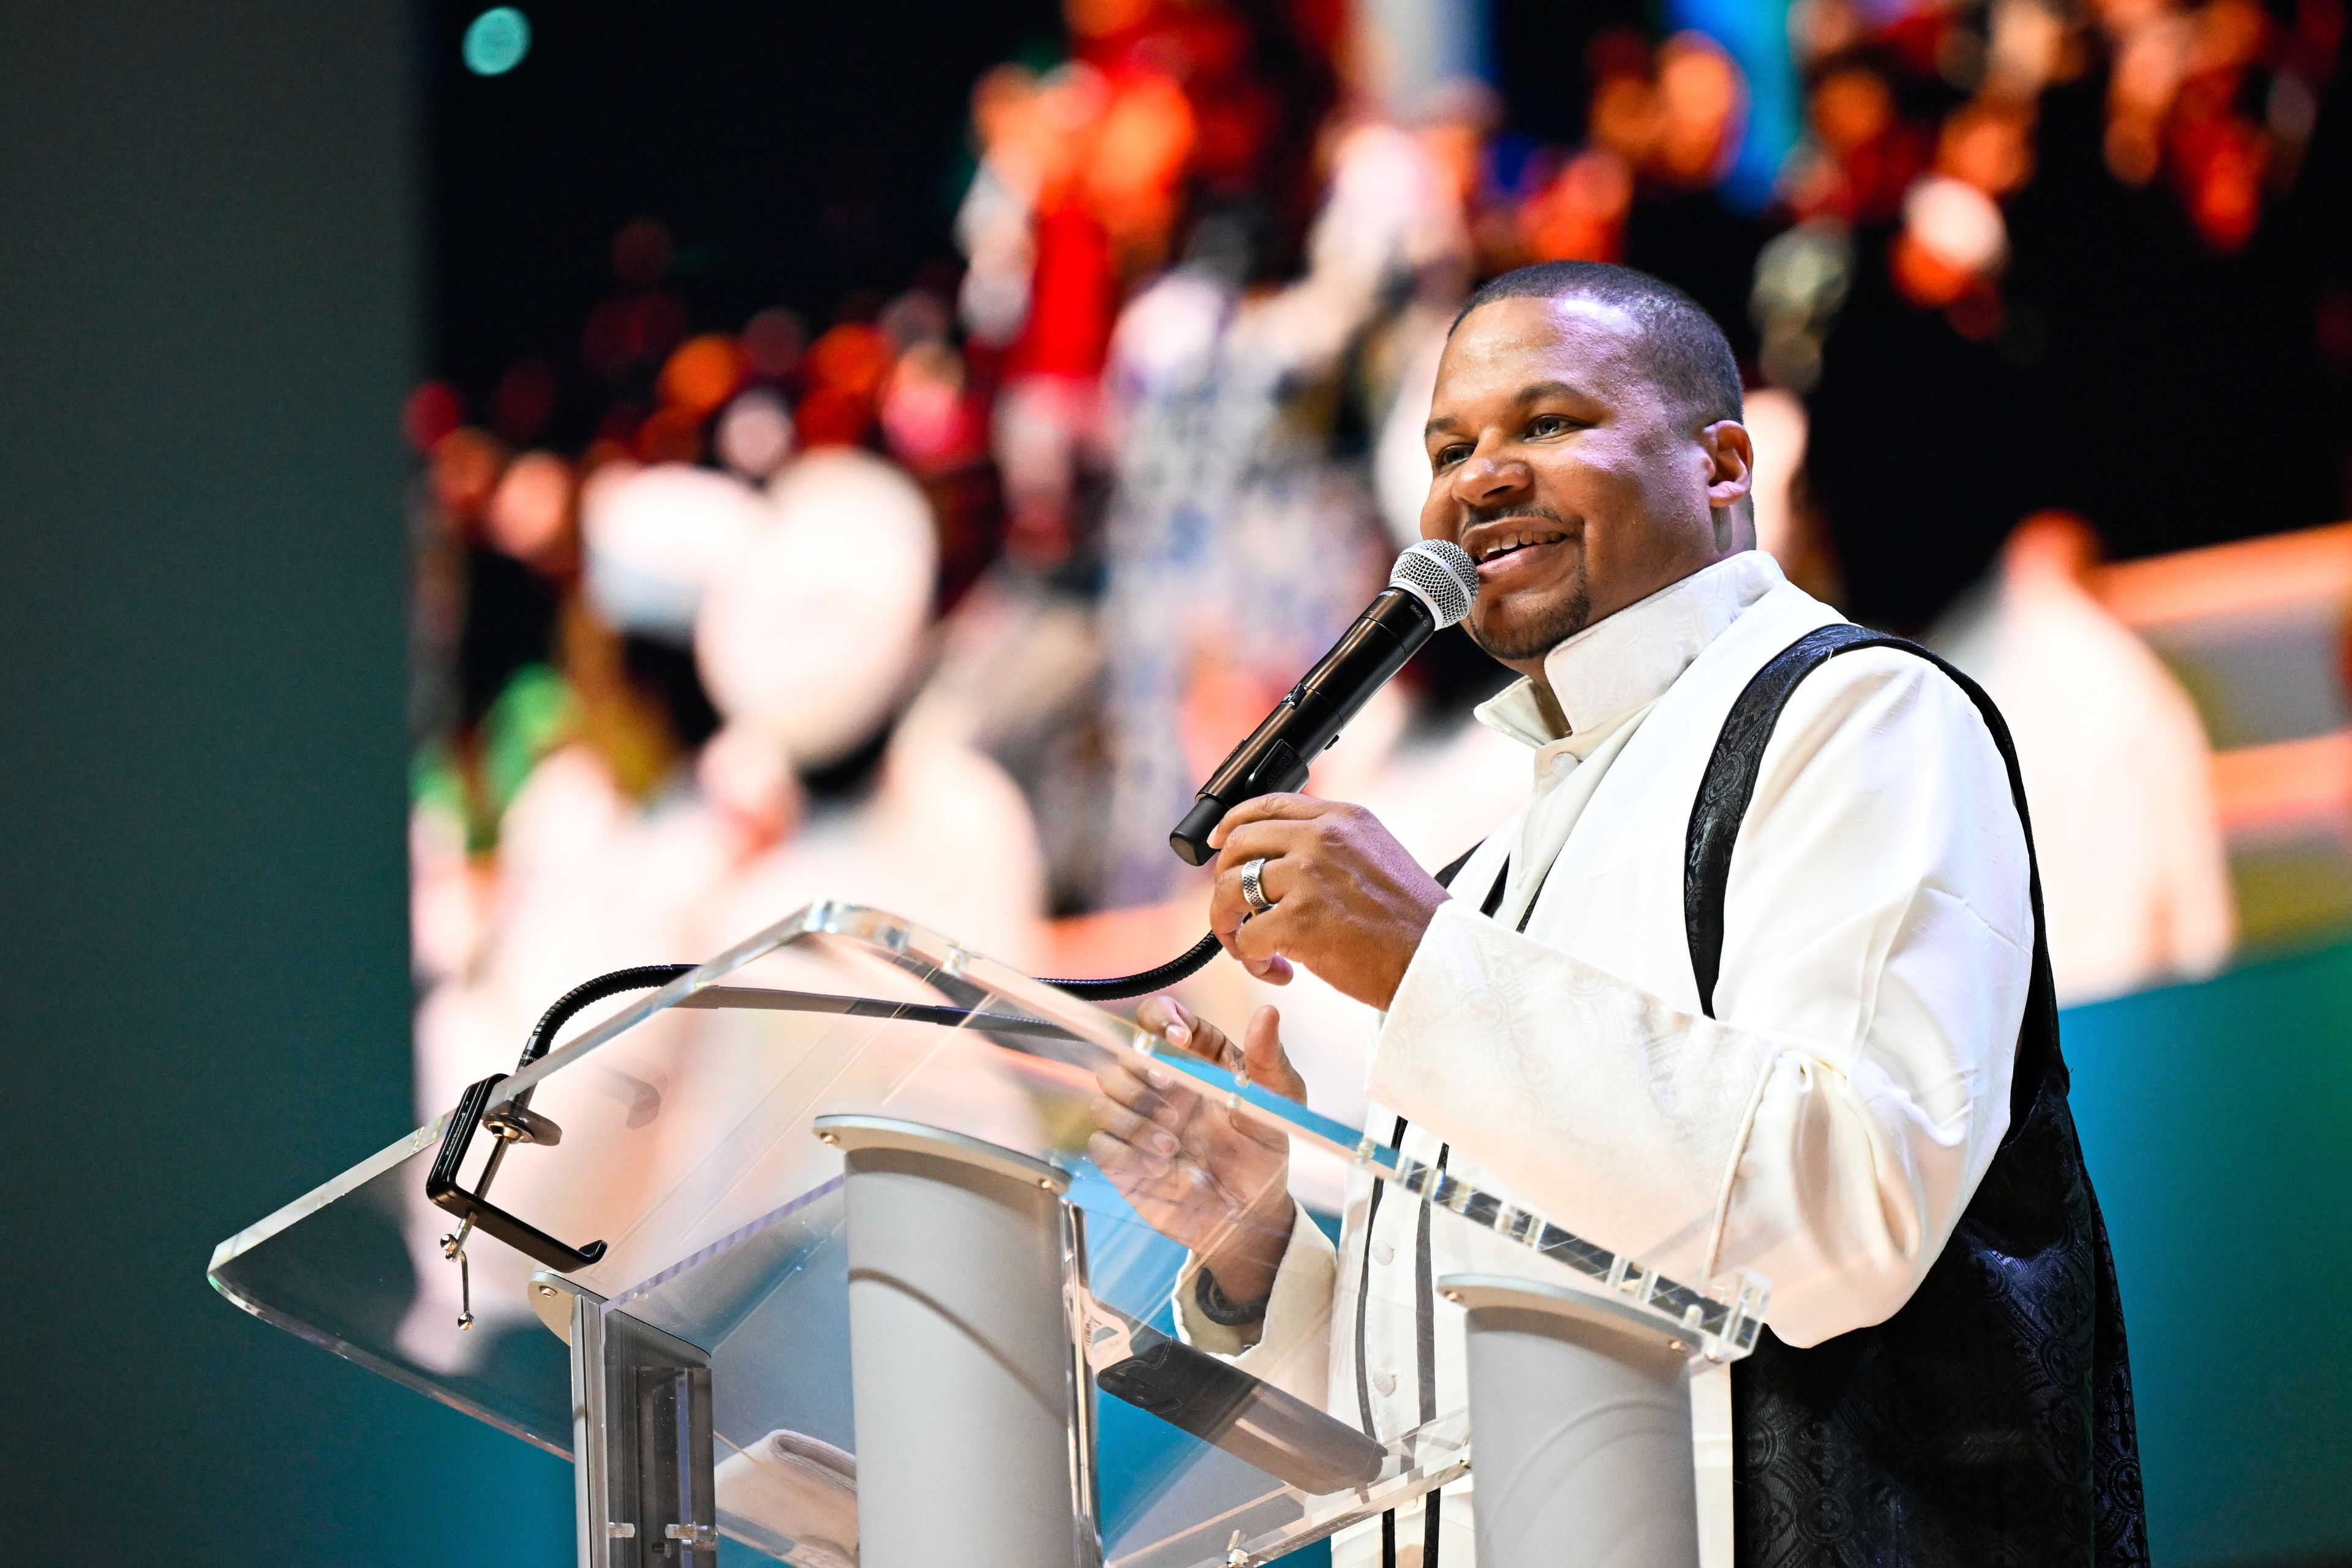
top-left (1169, 539), bottom-right (1480, 865)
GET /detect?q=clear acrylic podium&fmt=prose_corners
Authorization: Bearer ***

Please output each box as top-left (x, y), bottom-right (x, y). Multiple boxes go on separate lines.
top-left (208, 902), bottom-right (1768, 1567)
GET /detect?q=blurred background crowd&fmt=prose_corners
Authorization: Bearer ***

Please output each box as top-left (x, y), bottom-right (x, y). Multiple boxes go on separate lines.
top-left (407, 0), bottom-right (2352, 1136)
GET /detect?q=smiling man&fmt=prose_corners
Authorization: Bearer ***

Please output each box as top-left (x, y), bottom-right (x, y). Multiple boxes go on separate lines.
top-left (1087, 262), bottom-right (2145, 1567)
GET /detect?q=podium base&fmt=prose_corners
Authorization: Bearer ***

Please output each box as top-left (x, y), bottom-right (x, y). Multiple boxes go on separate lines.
top-left (821, 1115), bottom-right (1101, 1568)
top-left (1441, 1274), bottom-right (1699, 1568)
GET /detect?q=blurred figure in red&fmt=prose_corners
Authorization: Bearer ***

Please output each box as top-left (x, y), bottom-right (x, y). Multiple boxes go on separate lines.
top-left (957, 0), bottom-right (1332, 570)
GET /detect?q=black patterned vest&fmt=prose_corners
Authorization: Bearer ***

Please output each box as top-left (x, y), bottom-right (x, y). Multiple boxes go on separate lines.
top-left (1690, 624), bottom-right (2149, 1567)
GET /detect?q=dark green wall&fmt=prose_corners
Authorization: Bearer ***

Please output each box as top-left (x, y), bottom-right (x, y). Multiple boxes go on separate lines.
top-left (0, 6), bottom-right (571, 1561)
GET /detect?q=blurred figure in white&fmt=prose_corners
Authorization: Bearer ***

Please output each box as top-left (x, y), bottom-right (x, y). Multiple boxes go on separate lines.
top-left (687, 448), bottom-right (1049, 1235)
top-left (695, 448), bottom-right (1048, 968)
top-left (697, 451), bottom-right (934, 771)
top-left (1099, 116), bottom-right (1473, 907)
top-left (580, 461), bottom-right (769, 642)
top-left (404, 459), bottom-right (778, 1362)
top-left (1090, 110), bottom-right (1514, 1146)
top-left (404, 451), bottom-right (1050, 1365)
top-left (1933, 510), bottom-right (2236, 1003)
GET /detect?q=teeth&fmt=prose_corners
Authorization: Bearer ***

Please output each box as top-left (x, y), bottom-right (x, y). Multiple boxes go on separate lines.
top-left (1478, 532), bottom-right (1555, 563)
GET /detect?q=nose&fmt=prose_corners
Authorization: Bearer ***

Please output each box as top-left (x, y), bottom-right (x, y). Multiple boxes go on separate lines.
top-left (1449, 445), bottom-right (1531, 514)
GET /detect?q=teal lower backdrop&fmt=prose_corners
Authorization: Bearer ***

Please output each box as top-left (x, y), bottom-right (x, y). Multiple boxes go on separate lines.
top-left (2062, 940), bottom-right (2352, 1566)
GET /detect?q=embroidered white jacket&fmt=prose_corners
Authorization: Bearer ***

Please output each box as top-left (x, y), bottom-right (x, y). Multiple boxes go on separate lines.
top-left (1176, 552), bottom-right (2034, 1565)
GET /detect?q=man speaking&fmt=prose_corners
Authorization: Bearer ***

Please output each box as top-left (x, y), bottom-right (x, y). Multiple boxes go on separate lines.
top-left (1087, 262), bottom-right (2146, 1566)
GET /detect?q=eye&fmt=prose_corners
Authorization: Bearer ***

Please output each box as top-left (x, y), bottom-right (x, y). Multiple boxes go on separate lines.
top-left (1431, 442), bottom-right (1473, 470)
top-left (1528, 413), bottom-right (1574, 439)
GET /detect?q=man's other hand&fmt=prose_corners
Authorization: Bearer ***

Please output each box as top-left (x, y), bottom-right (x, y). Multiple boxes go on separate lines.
top-left (1207, 794), bottom-right (1452, 1009)
top-left (1087, 997), bottom-right (1303, 1310)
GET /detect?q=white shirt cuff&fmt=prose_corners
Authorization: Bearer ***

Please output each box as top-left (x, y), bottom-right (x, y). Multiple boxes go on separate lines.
top-left (1170, 1200), bottom-right (1338, 1406)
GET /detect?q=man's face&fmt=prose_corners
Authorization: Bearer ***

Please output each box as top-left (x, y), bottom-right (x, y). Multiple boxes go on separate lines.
top-left (1420, 295), bottom-right (1749, 676)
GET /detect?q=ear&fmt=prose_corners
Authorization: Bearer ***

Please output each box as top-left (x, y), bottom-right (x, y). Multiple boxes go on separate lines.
top-left (1700, 420), bottom-right (1754, 510)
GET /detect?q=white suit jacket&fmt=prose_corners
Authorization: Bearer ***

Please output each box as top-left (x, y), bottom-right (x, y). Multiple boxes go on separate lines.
top-left (1177, 552), bottom-right (2034, 1566)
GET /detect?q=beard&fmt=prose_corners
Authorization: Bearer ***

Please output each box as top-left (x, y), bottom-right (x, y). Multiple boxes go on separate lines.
top-left (1458, 510), bottom-right (1589, 663)
top-left (1466, 562), bottom-right (1591, 662)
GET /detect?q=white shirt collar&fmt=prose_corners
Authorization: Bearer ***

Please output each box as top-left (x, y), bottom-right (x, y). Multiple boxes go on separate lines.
top-left (1474, 550), bottom-right (1785, 752)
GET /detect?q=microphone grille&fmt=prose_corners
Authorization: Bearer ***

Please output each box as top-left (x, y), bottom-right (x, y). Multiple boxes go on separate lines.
top-left (1389, 540), bottom-right (1480, 627)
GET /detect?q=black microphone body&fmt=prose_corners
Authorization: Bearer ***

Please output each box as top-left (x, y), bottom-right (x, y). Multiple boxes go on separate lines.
top-left (1170, 587), bottom-right (1441, 865)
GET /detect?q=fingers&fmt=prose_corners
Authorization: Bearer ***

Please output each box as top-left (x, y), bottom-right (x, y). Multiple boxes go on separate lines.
top-left (1215, 902), bottom-right (1295, 982)
top-left (1213, 840), bottom-right (1300, 913)
top-left (1210, 883), bottom-right (1248, 944)
top-left (1212, 817), bottom-right (1319, 875)
top-left (1088, 1128), bottom-right (1216, 1216)
top-left (1087, 1129), bottom-right (1156, 1189)
top-left (1135, 993), bottom-right (1237, 1069)
top-left (1088, 1129), bottom-right (1196, 1215)
top-left (1208, 867), bottom-right (1260, 944)
top-left (1240, 1005), bottom-right (1280, 1077)
top-left (1209, 857), bottom-right (1305, 956)
top-left (1207, 791), bottom-right (1333, 851)
top-left (1167, 1013), bottom-right (1238, 1071)
top-left (1094, 1060), bottom-right (1188, 1130)
top-left (1226, 902), bottom-right (1298, 983)
top-left (1132, 994), bottom-right (1187, 1038)
top-left (1088, 1095), bottom-right (1179, 1165)
top-left (1240, 1004), bottom-right (1307, 1102)
top-left (1204, 811), bottom-right (1331, 956)
top-left (1206, 816), bottom-right (1335, 972)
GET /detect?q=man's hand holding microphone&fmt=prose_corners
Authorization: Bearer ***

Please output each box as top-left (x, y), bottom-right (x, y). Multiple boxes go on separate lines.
top-left (1087, 539), bottom-right (1478, 1324)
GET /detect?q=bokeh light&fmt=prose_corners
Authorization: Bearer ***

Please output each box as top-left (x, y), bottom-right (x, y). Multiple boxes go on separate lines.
top-left (461, 7), bottom-right (530, 77)
top-left (716, 390), bottom-right (795, 480)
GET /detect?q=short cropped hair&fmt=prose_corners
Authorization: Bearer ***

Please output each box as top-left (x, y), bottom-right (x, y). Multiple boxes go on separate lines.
top-left (1450, 262), bottom-right (1744, 428)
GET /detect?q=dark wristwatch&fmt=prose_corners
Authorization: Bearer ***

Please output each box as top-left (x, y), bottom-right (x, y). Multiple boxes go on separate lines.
top-left (1193, 1265), bottom-right (1272, 1326)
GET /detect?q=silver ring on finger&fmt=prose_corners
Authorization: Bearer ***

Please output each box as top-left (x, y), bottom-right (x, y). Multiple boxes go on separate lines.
top-left (1240, 856), bottom-right (1276, 917)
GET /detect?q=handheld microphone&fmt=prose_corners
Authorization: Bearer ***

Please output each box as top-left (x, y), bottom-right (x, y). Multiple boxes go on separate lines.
top-left (1169, 539), bottom-right (1480, 866)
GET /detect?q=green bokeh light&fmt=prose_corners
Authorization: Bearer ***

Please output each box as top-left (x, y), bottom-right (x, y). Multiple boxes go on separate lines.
top-left (462, 7), bottom-right (531, 77)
